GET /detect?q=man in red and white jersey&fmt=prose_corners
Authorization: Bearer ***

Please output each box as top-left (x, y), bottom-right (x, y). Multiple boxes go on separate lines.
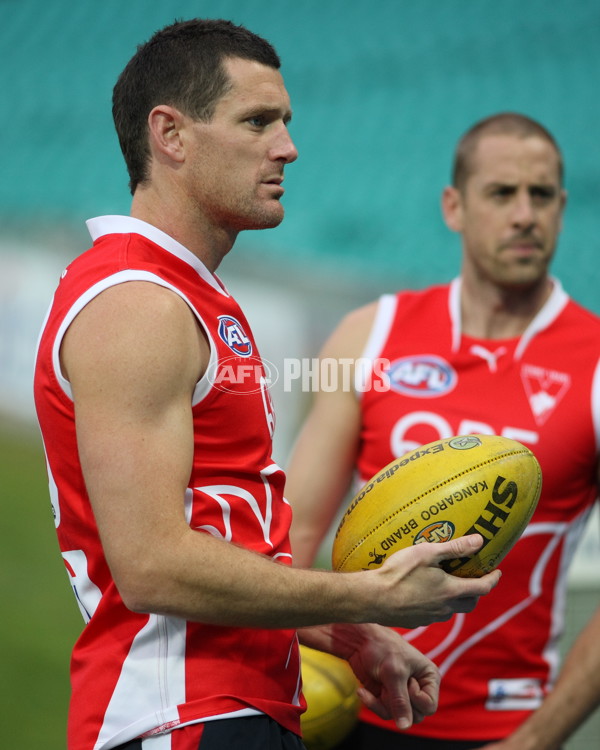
top-left (288, 113), bottom-right (600, 750)
top-left (33, 19), bottom-right (501, 750)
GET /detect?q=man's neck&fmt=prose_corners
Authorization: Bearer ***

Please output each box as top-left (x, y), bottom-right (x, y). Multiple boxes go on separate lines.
top-left (130, 187), bottom-right (237, 273)
top-left (460, 276), bottom-right (553, 340)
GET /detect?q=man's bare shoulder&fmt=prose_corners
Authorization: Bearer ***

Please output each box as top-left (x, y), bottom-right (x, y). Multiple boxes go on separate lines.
top-left (321, 300), bottom-right (380, 360)
top-left (61, 281), bottom-right (206, 389)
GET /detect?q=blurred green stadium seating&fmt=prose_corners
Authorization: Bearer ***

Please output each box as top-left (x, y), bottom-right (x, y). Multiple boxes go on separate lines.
top-left (1, 0), bottom-right (599, 308)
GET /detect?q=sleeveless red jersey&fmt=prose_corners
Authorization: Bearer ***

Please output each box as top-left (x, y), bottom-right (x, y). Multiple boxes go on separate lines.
top-left (34, 216), bottom-right (303, 750)
top-left (356, 279), bottom-right (600, 740)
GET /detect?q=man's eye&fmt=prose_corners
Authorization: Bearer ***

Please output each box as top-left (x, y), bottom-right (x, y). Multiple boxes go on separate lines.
top-left (531, 187), bottom-right (556, 202)
top-left (248, 116), bottom-right (265, 128)
top-left (491, 187), bottom-right (513, 199)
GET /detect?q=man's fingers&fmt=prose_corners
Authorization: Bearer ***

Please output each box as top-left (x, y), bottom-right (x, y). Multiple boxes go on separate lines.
top-left (432, 534), bottom-right (503, 593)
top-left (357, 685), bottom-right (414, 730)
top-left (436, 533), bottom-right (485, 561)
top-left (356, 686), bottom-right (390, 720)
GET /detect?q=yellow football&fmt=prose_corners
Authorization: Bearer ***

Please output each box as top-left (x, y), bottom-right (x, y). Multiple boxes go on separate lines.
top-left (300, 645), bottom-right (360, 750)
top-left (332, 434), bottom-right (542, 577)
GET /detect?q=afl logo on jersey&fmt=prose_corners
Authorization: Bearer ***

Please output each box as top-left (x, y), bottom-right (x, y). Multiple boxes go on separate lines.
top-left (218, 315), bottom-right (253, 356)
top-left (387, 355), bottom-right (457, 397)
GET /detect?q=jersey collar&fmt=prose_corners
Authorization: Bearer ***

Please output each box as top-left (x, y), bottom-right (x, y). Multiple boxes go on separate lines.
top-left (449, 276), bottom-right (569, 359)
top-left (86, 215), bottom-right (229, 296)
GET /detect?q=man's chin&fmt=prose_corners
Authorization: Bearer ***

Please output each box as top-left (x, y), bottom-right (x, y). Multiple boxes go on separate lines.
top-left (241, 208), bottom-right (285, 231)
top-left (499, 270), bottom-right (550, 292)
top-left (497, 257), bottom-right (551, 286)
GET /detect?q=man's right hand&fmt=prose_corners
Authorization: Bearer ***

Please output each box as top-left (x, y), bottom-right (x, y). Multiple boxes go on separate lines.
top-left (368, 534), bottom-right (502, 628)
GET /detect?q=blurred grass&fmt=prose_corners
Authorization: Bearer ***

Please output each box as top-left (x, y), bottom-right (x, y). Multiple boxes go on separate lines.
top-left (0, 417), bottom-right (81, 748)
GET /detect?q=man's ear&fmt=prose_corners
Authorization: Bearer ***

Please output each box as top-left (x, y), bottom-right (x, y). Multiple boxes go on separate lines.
top-left (147, 105), bottom-right (186, 164)
top-left (441, 185), bottom-right (464, 234)
top-left (558, 188), bottom-right (567, 233)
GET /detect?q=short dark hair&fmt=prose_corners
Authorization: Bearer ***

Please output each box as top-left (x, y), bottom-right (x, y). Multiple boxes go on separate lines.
top-left (112, 18), bottom-right (281, 194)
top-left (452, 112), bottom-right (564, 192)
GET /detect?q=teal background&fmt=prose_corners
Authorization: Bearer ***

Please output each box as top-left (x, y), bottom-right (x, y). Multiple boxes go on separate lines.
top-left (1, 0), bottom-right (599, 304)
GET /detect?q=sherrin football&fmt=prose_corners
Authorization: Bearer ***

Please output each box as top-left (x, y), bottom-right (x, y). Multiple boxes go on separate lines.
top-left (332, 434), bottom-right (542, 577)
top-left (299, 645), bottom-right (360, 750)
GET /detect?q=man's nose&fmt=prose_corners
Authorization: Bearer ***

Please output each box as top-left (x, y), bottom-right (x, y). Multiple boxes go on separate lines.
top-left (511, 192), bottom-right (535, 227)
top-left (271, 125), bottom-right (298, 164)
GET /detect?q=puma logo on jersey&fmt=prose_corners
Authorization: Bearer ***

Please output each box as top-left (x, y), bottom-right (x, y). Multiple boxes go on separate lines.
top-left (218, 315), bottom-right (252, 356)
top-left (469, 344), bottom-right (507, 373)
top-left (387, 355), bottom-right (457, 397)
top-left (521, 364), bottom-right (570, 425)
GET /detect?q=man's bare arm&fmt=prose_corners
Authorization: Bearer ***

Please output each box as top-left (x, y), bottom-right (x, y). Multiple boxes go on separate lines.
top-left (62, 283), bottom-right (500, 629)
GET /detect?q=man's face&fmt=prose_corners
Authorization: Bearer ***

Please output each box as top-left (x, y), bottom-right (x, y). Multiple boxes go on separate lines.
top-left (443, 134), bottom-right (566, 289)
top-left (184, 56), bottom-right (298, 233)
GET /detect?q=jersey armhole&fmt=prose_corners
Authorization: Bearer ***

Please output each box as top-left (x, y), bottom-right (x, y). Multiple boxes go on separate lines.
top-left (50, 270), bottom-right (216, 404)
top-left (354, 293), bottom-right (398, 399)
